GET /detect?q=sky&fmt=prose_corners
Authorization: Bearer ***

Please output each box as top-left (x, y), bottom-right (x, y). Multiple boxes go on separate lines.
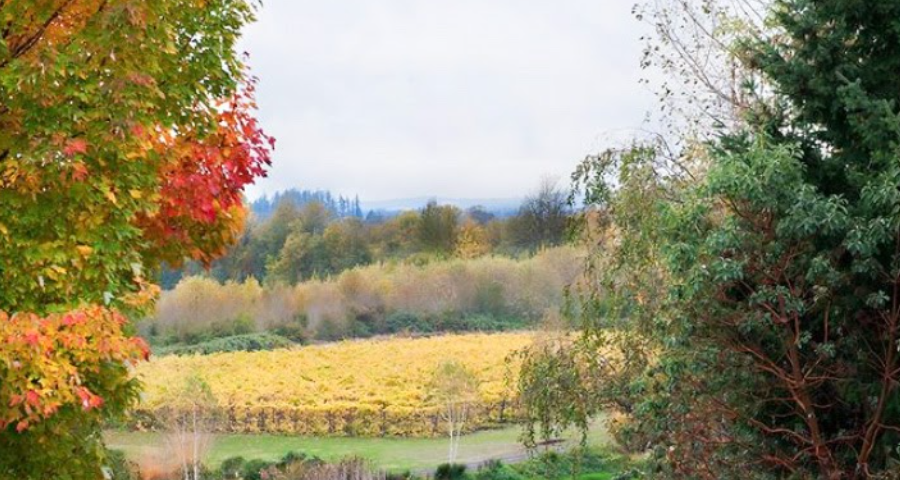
top-left (239, 0), bottom-right (655, 202)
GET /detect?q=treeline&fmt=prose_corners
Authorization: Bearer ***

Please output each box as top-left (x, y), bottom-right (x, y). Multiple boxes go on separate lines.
top-left (160, 181), bottom-right (570, 289)
top-left (250, 188), bottom-right (364, 220)
top-left (141, 247), bottom-right (581, 347)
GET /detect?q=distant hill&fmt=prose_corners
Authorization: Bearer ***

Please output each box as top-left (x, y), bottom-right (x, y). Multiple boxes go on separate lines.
top-left (250, 189), bottom-right (363, 220)
top-left (251, 190), bottom-right (522, 220)
top-left (362, 197), bottom-right (521, 217)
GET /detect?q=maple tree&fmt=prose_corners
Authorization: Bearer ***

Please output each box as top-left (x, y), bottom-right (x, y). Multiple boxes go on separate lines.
top-left (0, 0), bottom-right (271, 477)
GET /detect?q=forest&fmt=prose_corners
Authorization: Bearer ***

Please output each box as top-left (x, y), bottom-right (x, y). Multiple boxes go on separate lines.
top-left (3, 0), bottom-right (900, 480)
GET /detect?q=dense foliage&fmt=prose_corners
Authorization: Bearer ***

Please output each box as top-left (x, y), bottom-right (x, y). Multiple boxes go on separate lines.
top-left (153, 332), bottom-right (294, 356)
top-left (521, 0), bottom-right (900, 478)
top-left (0, 0), bottom-right (270, 477)
top-left (135, 333), bottom-right (529, 436)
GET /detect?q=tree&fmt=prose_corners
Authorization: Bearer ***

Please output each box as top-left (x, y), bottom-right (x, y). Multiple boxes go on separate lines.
top-left (428, 360), bottom-right (479, 465)
top-left (419, 201), bottom-right (460, 255)
top-left (0, 1), bottom-right (271, 477)
top-left (371, 210), bottom-right (421, 258)
top-left (297, 200), bottom-right (332, 236)
top-left (320, 218), bottom-right (372, 273)
top-left (509, 179), bottom-right (569, 251)
top-left (634, 0), bottom-right (767, 142)
top-left (465, 205), bottom-right (495, 225)
top-left (522, 1), bottom-right (900, 478)
top-left (155, 374), bottom-right (219, 480)
top-left (455, 220), bottom-right (491, 260)
top-left (267, 230), bottom-right (319, 285)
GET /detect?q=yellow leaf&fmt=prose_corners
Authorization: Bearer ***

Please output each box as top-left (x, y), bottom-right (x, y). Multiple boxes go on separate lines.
top-left (129, 189), bottom-right (143, 199)
top-left (76, 245), bottom-right (93, 257)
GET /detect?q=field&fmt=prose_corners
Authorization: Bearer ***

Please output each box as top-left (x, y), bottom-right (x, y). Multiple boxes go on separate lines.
top-left (106, 421), bottom-right (612, 472)
top-left (136, 332), bottom-right (534, 436)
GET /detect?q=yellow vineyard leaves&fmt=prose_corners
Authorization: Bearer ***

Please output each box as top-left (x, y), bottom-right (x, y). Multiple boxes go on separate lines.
top-left (136, 332), bottom-right (533, 437)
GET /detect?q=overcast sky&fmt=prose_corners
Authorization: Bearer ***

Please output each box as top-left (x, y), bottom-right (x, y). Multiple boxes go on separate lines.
top-left (239, 0), bottom-right (654, 202)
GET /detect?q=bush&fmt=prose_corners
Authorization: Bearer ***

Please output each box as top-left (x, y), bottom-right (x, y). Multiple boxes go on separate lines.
top-left (272, 315), bottom-right (310, 343)
top-left (384, 312), bottom-right (433, 334)
top-left (435, 463), bottom-right (467, 480)
top-left (219, 456), bottom-right (246, 478)
top-left (154, 332), bottom-right (295, 356)
top-left (475, 460), bottom-right (525, 480)
top-left (104, 449), bottom-right (139, 480)
top-left (386, 471), bottom-right (414, 480)
top-left (517, 451), bottom-right (571, 480)
top-left (241, 458), bottom-right (273, 480)
top-left (511, 448), bottom-right (624, 480)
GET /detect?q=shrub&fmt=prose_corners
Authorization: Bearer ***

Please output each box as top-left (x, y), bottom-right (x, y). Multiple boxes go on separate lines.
top-left (219, 456), bottom-right (247, 478)
top-left (386, 471), bottom-right (414, 480)
top-left (104, 449), bottom-right (140, 480)
top-left (241, 458), bottom-right (273, 480)
top-left (154, 333), bottom-right (295, 356)
top-left (384, 312), bottom-right (432, 334)
top-left (474, 460), bottom-right (525, 480)
top-left (435, 463), bottom-right (467, 480)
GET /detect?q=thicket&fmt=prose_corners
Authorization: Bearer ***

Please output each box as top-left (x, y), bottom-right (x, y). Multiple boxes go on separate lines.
top-left (143, 247), bottom-right (581, 346)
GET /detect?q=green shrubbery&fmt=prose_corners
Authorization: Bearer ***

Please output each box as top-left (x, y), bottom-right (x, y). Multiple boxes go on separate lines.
top-left (435, 463), bottom-right (467, 480)
top-left (113, 447), bottom-right (635, 480)
top-left (153, 332), bottom-right (296, 356)
top-left (105, 449), bottom-right (140, 480)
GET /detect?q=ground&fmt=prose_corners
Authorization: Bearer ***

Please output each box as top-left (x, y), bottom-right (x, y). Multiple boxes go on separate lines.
top-left (106, 421), bottom-right (611, 473)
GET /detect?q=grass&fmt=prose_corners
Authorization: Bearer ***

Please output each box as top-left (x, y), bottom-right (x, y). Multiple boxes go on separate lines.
top-left (105, 421), bottom-right (611, 472)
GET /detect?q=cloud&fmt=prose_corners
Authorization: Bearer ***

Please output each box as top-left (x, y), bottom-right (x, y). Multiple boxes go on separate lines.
top-left (239, 0), bottom-right (654, 201)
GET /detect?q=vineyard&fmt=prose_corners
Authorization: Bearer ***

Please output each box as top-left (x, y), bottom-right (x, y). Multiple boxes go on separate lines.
top-left (135, 332), bottom-right (533, 437)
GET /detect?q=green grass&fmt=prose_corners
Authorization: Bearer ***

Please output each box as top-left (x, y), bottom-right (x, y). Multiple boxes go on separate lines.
top-left (105, 421), bottom-right (611, 472)
top-left (577, 473), bottom-right (615, 480)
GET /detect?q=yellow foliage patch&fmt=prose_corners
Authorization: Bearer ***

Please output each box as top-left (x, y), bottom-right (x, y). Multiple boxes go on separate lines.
top-left (136, 332), bottom-right (533, 437)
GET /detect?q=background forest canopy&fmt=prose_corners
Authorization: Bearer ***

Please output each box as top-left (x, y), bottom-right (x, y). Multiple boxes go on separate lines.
top-left (161, 179), bottom-right (572, 289)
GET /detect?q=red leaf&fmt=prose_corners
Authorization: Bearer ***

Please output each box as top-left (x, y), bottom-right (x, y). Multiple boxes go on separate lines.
top-left (23, 330), bottom-right (40, 346)
top-left (131, 337), bottom-right (152, 361)
top-left (63, 138), bottom-right (89, 157)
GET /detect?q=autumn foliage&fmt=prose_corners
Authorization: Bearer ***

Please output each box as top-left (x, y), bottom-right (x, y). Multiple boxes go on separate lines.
top-left (139, 80), bottom-right (274, 266)
top-left (136, 333), bottom-right (528, 437)
top-left (0, 0), bottom-right (271, 477)
top-left (0, 307), bottom-right (150, 433)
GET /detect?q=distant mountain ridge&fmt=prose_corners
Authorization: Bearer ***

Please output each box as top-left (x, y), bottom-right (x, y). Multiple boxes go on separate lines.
top-left (250, 189), bottom-right (522, 220)
top-left (362, 196), bottom-right (521, 215)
